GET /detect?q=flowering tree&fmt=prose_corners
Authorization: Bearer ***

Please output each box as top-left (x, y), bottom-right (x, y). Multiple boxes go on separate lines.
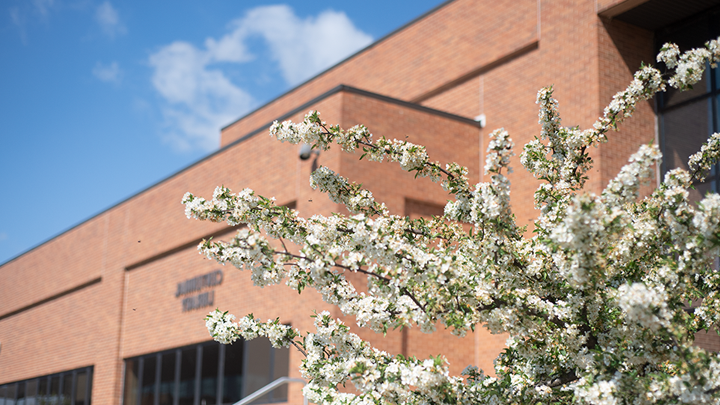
top-left (184, 38), bottom-right (720, 404)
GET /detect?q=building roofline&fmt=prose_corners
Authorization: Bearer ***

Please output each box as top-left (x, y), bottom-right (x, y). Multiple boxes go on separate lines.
top-left (0, 84), bottom-right (480, 268)
top-left (221, 0), bottom-right (456, 132)
top-left (230, 84), bottom-right (483, 147)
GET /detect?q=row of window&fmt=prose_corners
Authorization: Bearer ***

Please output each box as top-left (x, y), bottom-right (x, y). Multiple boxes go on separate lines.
top-left (0, 367), bottom-right (92, 405)
top-left (123, 338), bottom-right (289, 405)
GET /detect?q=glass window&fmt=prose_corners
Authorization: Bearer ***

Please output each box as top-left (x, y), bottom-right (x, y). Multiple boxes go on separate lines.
top-left (123, 360), bottom-right (139, 405)
top-left (0, 369), bottom-right (91, 405)
top-left (16, 382), bottom-right (25, 405)
top-left (178, 347), bottom-right (197, 405)
top-left (158, 352), bottom-right (176, 405)
top-left (26, 380), bottom-right (38, 405)
top-left (49, 376), bottom-right (60, 405)
top-left (61, 374), bottom-right (73, 405)
top-left (37, 378), bottom-right (47, 405)
top-left (6, 384), bottom-right (17, 405)
top-left (222, 343), bottom-right (243, 404)
top-left (658, 9), bottom-right (720, 204)
top-left (124, 339), bottom-right (290, 405)
top-left (661, 80), bottom-right (713, 169)
top-left (200, 344), bottom-right (219, 405)
top-left (271, 347), bottom-right (290, 402)
top-left (243, 339), bottom-right (272, 404)
top-left (74, 371), bottom-right (87, 405)
top-left (140, 356), bottom-right (156, 405)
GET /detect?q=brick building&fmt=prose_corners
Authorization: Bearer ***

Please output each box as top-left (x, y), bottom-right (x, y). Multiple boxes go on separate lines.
top-left (2, 0), bottom-right (720, 404)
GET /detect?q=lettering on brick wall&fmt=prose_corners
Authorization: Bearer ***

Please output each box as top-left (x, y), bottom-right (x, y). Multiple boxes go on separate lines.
top-left (176, 270), bottom-right (223, 312)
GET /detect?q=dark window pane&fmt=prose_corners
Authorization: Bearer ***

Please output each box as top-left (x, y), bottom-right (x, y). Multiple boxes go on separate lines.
top-left (86, 370), bottom-right (92, 405)
top-left (49, 376), bottom-right (60, 405)
top-left (26, 380), bottom-right (37, 405)
top-left (200, 344), bottom-right (218, 405)
top-left (17, 381), bottom-right (25, 405)
top-left (73, 372), bottom-right (86, 405)
top-left (158, 353), bottom-right (176, 405)
top-left (223, 343), bottom-right (243, 404)
top-left (140, 356), bottom-right (156, 405)
top-left (124, 361), bottom-right (139, 405)
top-left (242, 339), bottom-right (272, 404)
top-left (0, 385), bottom-right (6, 405)
top-left (662, 97), bottom-right (713, 202)
top-left (178, 348), bottom-right (196, 405)
top-left (661, 65), bottom-right (711, 107)
top-left (61, 374), bottom-right (73, 405)
top-left (37, 379), bottom-right (47, 405)
top-left (270, 347), bottom-right (290, 402)
top-left (663, 98), bottom-right (712, 171)
top-left (6, 384), bottom-right (17, 405)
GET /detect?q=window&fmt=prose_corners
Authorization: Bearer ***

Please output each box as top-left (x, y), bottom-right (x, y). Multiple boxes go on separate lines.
top-left (0, 366), bottom-right (93, 405)
top-left (123, 339), bottom-right (289, 405)
top-left (658, 8), bottom-right (720, 202)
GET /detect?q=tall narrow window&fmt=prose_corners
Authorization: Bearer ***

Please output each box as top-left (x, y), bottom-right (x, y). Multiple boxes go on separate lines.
top-left (26, 380), bottom-right (37, 405)
top-left (74, 370), bottom-right (87, 405)
top-left (123, 360), bottom-right (139, 405)
top-left (222, 343), bottom-right (243, 404)
top-left (158, 352), bottom-right (176, 405)
top-left (140, 356), bottom-right (157, 405)
top-left (61, 373), bottom-right (73, 405)
top-left (37, 378), bottom-right (47, 405)
top-left (178, 347), bottom-right (197, 405)
top-left (16, 381), bottom-right (25, 405)
top-left (6, 384), bottom-right (16, 405)
top-left (49, 376), bottom-right (60, 405)
top-left (200, 344), bottom-right (219, 405)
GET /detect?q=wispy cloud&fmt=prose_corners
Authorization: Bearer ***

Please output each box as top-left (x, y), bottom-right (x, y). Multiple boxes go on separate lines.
top-left (32, 0), bottom-right (54, 17)
top-left (9, 7), bottom-right (27, 44)
top-left (149, 42), bottom-right (254, 151)
top-left (92, 61), bottom-right (122, 83)
top-left (149, 4), bottom-right (372, 152)
top-left (95, 1), bottom-right (125, 38)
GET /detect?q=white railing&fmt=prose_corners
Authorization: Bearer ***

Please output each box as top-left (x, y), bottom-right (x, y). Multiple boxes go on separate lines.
top-left (233, 377), bottom-right (307, 405)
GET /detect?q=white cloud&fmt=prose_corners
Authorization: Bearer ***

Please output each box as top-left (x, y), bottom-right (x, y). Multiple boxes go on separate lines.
top-left (149, 4), bottom-right (372, 152)
top-left (149, 42), bottom-right (254, 151)
top-left (95, 1), bottom-right (125, 38)
top-left (92, 61), bottom-right (122, 83)
top-left (232, 6), bottom-right (373, 85)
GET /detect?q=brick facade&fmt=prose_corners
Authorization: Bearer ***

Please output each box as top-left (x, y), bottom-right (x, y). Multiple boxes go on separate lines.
top-left (2, 0), bottom-right (718, 403)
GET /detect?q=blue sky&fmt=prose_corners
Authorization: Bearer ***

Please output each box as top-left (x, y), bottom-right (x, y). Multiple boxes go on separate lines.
top-left (0, 0), bottom-right (446, 264)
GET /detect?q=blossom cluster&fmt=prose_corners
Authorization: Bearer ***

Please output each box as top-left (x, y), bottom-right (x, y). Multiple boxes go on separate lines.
top-left (205, 309), bottom-right (299, 348)
top-left (310, 166), bottom-right (388, 215)
top-left (186, 38), bottom-right (720, 404)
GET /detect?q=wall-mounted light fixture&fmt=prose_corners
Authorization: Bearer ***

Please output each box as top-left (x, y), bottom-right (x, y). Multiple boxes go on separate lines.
top-left (299, 143), bottom-right (320, 160)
